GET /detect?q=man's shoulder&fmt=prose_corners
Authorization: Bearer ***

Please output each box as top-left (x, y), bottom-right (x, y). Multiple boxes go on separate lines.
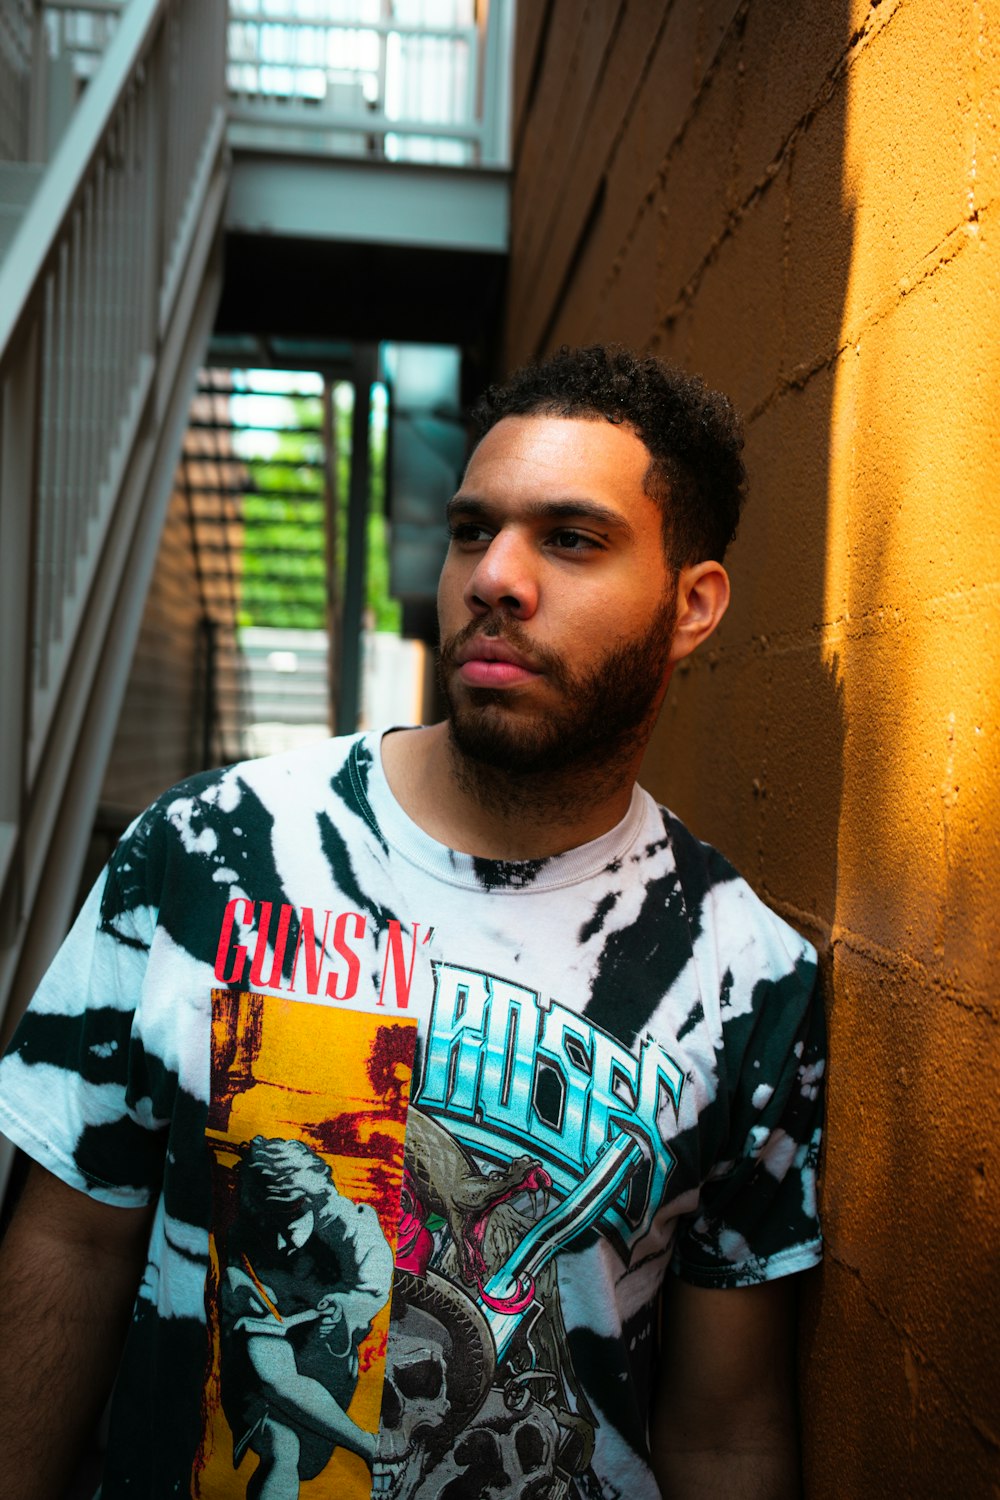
top-left (164, 732), bottom-right (366, 803)
top-left (652, 799), bottom-right (739, 892)
top-left (132, 733), bottom-right (367, 830)
top-left (106, 733), bottom-right (373, 889)
top-left (648, 796), bottom-right (817, 973)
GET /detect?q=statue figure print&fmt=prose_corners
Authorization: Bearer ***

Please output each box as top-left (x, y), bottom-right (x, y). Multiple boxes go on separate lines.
top-left (219, 1136), bottom-right (393, 1498)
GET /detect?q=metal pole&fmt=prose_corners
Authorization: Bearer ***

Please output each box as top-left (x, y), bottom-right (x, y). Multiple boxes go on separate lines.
top-left (336, 344), bottom-right (377, 737)
top-left (323, 376), bottom-right (340, 734)
top-left (200, 614), bottom-right (218, 769)
top-left (481, 0), bottom-right (513, 167)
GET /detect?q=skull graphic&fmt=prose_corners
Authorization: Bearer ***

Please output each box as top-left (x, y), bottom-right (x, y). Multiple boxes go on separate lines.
top-left (373, 1270), bottom-right (494, 1499)
top-left (411, 1383), bottom-right (574, 1500)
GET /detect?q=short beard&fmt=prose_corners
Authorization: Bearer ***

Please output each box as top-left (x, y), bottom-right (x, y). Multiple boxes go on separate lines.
top-left (437, 592), bottom-right (676, 815)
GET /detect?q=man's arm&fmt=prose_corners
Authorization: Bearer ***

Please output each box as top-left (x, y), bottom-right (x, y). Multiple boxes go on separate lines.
top-left (0, 1161), bottom-right (154, 1500)
top-left (650, 1275), bottom-right (801, 1500)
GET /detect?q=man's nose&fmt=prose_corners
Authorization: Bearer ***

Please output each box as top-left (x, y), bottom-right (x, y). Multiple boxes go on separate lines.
top-left (463, 532), bottom-right (539, 618)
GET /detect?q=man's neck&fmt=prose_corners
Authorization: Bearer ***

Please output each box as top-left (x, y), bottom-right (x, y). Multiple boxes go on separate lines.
top-left (379, 722), bottom-right (643, 861)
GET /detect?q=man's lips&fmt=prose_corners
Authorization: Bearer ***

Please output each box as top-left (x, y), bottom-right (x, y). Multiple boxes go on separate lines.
top-left (453, 636), bottom-right (542, 688)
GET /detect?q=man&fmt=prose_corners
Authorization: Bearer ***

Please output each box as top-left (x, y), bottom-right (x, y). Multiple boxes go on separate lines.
top-left (0, 345), bottom-right (824, 1499)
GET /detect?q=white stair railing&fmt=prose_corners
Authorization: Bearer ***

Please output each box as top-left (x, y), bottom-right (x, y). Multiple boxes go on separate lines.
top-left (225, 0), bottom-right (513, 167)
top-left (0, 0), bottom-right (228, 1044)
top-left (0, 0), bottom-right (512, 1065)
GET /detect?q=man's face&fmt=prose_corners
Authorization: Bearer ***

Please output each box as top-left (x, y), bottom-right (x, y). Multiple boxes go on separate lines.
top-left (274, 1207), bottom-right (314, 1255)
top-left (437, 414), bottom-right (676, 774)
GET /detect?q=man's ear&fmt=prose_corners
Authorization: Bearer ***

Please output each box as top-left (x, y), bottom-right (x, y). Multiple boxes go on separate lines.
top-left (668, 560), bottom-right (731, 665)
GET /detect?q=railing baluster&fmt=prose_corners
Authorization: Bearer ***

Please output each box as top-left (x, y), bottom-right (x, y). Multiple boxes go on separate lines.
top-left (68, 208), bottom-right (84, 557)
top-left (36, 273), bottom-right (56, 696)
top-left (135, 80), bottom-right (147, 355)
top-left (110, 117), bottom-right (124, 441)
top-left (0, 310), bottom-right (39, 886)
top-left (93, 154), bottom-right (109, 494)
top-left (166, 9), bottom-right (179, 245)
top-left (0, 0), bottom-right (34, 161)
top-left (126, 85), bottom-right (141, 378)
top-left (142, 37), bottom-right (162, 352)
top-left (51, 238), bottom-right (69, 664)
top-left (78, 179), bottom-right (94, 517)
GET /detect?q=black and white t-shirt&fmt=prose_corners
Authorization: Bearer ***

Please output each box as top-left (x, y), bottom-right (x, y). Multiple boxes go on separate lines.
top-left (0, 730), bottom-right (824, 1499)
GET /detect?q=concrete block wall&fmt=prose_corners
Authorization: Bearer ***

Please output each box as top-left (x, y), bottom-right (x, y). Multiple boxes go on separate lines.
top-left (505, 1), bottom-right (999, 1492)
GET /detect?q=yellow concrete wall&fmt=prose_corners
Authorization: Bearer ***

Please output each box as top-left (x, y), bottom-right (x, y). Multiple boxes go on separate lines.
top-left (506, 1), bottom-right (999, 1491)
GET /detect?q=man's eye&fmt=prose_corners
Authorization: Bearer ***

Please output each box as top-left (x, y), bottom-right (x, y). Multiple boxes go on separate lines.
top-left (551, 529), bottom-right (599, 550)
top-left (448, 521), bottom-right (491, 544)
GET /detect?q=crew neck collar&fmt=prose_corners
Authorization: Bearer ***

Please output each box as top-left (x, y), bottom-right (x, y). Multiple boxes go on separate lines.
top-left (348, 729), bottom-right (653, 893)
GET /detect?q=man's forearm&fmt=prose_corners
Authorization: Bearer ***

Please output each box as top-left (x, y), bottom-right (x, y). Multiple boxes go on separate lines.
top-left (651, 1277), bottom-right (802, 1500)
top-left (0, 1167), bottom-right (151, 1500)
top-left (654, 1431), bottom-right (801, 1499)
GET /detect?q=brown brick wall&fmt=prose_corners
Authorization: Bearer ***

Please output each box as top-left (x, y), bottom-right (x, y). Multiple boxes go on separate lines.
top-left (505, 1), bottom-right (1000, 1491)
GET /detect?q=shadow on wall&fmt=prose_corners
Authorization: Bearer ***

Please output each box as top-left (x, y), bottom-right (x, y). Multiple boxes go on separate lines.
top-left (632, 0), bottom-right (853, 951)
top-left (506, 0), bottom-right (850, 1349)
top-left (632, 31), bottom-right (854, 1429)
top-left (611, 0), bottom-right (853, 1488)
top-left (790, 2), bottom-right (1000, 1489)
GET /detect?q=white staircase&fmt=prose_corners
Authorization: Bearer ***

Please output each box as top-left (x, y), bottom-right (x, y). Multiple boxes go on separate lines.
top-left (0, 0), bottom-right (515, 1172)
top-left (0, 0), bottom-right (229, 1072)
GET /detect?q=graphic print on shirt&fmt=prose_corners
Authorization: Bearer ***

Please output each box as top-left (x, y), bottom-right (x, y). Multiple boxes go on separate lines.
top-left (195, 989), bottom-right (418, 1499)
top-left (373, 959), bottom-right (686, 1500)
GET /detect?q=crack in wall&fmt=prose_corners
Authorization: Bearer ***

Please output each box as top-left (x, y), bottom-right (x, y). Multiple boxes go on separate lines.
top-left (828, 927), bottom-right (997, 1021)
top-left (740, 194), bottom-right (993, 425)
top-left (523, 0), bottom-right (920, 361)
top-left (601, 0), bottom-right (753, 304)
top-left (751, 896), bottom-right (999, 1022)
top-left (644, 0), bottom-right (905, 333)
top-left (825, 1247), bottom-right (1000, 1454)
top-left (674, 576), bottom-right (1000, 675)
top-left (515, 0), bottom-right (626, 303)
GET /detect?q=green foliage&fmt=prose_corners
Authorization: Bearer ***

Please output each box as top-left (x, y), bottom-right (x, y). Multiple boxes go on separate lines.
top-left (235, 380), bottom-right (399, 634)
top-left (367, 406), bottom-right (401, 633)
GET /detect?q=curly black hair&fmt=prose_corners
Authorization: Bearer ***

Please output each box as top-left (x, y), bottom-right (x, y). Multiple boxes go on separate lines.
top-left (470, 345), bottom-right (747, 567)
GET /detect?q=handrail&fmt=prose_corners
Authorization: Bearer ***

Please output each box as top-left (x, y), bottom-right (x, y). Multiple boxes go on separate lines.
top-left (44, 0), bottom-right (124, 10)
top-left (229, 14), bottom-right (478, 42)
top-left (227, 100), bottom-right (488, 145)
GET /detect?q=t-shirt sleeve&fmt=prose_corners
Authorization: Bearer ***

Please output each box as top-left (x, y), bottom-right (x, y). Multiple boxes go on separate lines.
top-left (0, 817), bottom-right (167, 1206)
top-left (671, 953), bottom-right (826, 1288)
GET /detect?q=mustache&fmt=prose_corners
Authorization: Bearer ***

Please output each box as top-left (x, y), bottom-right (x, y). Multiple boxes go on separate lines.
top-left (438, 613), bottom-right (569, 683)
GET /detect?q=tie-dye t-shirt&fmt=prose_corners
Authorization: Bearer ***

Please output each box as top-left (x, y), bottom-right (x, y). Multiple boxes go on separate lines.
top-left (0, 730), bottom-right (824, 1500)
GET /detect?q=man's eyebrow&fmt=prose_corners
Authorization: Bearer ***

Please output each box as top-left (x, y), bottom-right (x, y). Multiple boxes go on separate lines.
top-left (445, 495), bottom-right (636, 537)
